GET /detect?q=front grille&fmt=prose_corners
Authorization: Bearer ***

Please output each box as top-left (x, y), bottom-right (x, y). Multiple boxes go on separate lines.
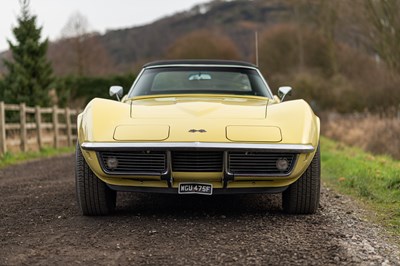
top-left (98, 150), bottom-right (297, 176)
top-left (99, 151), bottom-right (167, 174)
top-left (228, 152), bottom-right (296, 175)
top-left (172, 151), bottom-right (223, 172)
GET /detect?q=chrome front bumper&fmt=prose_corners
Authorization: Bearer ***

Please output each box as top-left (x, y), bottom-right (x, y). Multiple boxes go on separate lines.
top-left (80, 142), bottom-right (315, 189)
top-left (81, 142), bottom-right (315, 153)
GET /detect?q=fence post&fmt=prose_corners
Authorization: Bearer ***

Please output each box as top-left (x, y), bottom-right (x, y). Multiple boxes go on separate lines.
top-left (0, 102), bottom-right (6, 155)
top-left (65, 107), bottom-right (72, 147)
top-left (35, 106), bottom-right (43, 150)
top-left (20, 103), bottom-right (27, 152)
top-left (53, 105), bottom-right (59, 148)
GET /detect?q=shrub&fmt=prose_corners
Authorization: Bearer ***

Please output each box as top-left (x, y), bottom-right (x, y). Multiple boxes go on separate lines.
top-left (55, 73), bottom-right (135, 107)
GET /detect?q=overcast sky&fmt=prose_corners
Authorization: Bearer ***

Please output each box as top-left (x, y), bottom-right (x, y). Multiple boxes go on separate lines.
top-left (0, 0), bottom-right (209, 52)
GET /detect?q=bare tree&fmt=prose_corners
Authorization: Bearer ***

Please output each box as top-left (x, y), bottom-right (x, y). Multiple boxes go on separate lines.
top-left (364, 0), bottom-right (400, 73)
top-left (283, 0), bottom-right (338, 75)
top-left (293, 2), bottom-right (305, 72)
top-left (315, 0), bottom-right (338, 75)
top-left (50, 12), bottom-right (113, 76)
top-left (61, 11), bottom-right (91, 38)
top-left (61, 12), bottom-right (91, 76)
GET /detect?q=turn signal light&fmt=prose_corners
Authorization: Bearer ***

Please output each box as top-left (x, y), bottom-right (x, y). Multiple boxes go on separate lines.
top-left (276, 158), bottom-right (289, 171)
top-left (107, 157), bottom-right (118, 170)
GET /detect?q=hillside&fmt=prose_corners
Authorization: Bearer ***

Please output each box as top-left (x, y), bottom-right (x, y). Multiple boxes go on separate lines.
top-left (0, 0), bottom-right (289, 75)
top-left (98, 0), bottom-right (288, 70)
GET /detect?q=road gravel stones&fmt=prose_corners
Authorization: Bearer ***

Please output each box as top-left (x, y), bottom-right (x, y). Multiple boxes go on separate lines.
top-left (0, 155), bottom-right (399, 265)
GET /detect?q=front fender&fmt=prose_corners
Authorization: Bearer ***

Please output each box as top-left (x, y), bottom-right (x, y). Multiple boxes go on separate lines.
top-left (267, 100), bottom-right (320, 147)
top-left (78, 98), bottom-right (131, 144)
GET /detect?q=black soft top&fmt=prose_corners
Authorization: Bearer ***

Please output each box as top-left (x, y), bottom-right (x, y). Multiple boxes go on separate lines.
top-left (143, 59), bottom-right (257, 68)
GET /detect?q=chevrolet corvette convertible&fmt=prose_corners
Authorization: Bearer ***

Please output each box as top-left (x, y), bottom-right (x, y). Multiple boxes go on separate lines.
top-left (76, 60), bottom-right (320, 216)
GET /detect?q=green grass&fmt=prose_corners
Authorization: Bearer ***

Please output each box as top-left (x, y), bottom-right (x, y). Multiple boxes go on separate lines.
top-left (321, 136), bottom-right (400, 236)
top-left (0, 146), bottom-right (75, 169)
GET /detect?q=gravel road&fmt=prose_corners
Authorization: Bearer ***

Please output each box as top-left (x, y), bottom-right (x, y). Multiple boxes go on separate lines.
top-left (0, 154), bottom-right (399, 265)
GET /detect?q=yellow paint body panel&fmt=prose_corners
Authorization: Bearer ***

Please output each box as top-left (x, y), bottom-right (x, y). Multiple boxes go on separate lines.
top-left (226, 126), bottom-right (282, 142)
top-left (113, 125), bottom-right (170, 141)
top-left (78, 94), bottom-right (320, 191)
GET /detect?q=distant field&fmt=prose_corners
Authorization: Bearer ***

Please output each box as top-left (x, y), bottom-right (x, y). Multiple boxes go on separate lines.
top-left (322, 112), bottom-right (400, 160)
top-left (321, 136), bottom-right (400, 236)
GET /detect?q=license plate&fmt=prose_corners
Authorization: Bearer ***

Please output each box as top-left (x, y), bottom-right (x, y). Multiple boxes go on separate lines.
top-left (178, 183), bottom-right (213, 195)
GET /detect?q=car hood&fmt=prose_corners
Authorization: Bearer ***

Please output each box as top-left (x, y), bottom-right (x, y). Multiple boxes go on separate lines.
top-left (129, 96), bottom-right (269, 119)
top-left (78, 97), bottom-right (319, 146)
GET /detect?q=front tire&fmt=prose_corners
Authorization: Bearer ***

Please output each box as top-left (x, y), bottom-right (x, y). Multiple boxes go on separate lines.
top-left (75, 143), bottom-right (116, 215)
top-left (282, 145), bottom-right (320, 214)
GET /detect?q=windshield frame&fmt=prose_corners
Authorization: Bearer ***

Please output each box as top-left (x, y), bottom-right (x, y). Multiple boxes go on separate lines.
top-left (127, 64), bottom-right (274, 99)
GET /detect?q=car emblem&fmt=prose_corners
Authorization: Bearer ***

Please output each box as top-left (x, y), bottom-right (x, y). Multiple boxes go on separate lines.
top-left (188, 129), bottom-right (207, 133)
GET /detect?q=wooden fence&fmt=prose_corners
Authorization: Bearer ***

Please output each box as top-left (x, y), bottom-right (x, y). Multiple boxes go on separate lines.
top-left (0, 101), bottom-right (81, 155)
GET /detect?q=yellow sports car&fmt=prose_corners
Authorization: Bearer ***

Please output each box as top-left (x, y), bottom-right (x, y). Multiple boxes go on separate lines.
top-left (76, 60), bottom-right (320, 216)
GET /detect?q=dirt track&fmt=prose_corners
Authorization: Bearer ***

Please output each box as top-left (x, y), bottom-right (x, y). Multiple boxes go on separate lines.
top-left (0, 154), bottom-right (399, 265)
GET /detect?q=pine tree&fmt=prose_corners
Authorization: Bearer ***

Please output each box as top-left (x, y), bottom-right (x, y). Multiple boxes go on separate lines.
top-left (2, 0), bottom-right (53, 107)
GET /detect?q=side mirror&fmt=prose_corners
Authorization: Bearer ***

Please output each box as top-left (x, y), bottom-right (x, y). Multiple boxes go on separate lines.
top-left (109, 86), bottom-right (123, 101)
top-left (278, 86), bottom-right (292, 102)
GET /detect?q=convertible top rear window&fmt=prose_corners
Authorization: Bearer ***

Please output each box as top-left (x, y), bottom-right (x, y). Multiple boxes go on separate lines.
top-left (128, 67), bottom-right (272, 98)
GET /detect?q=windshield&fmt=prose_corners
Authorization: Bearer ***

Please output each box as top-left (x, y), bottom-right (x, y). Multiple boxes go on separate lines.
top-left (128, 67), bottom-right (273, 98)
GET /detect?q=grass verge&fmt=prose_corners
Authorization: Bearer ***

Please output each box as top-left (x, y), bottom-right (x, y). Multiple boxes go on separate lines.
top-left (321, 136), bottom-right (400, 237)
top-left (0, 146), bottom-right (75, 169)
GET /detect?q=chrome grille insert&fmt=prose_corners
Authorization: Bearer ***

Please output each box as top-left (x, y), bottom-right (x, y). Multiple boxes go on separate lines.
top-left (172, 151), bottom-right (223, 172)
top-left (98, 151), bottom-right (167, 174)
top-left (228, 152), bottom-right (296, 175)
